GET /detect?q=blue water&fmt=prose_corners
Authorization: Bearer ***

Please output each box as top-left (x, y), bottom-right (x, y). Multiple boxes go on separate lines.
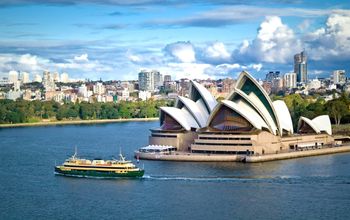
top-left (1, 121), bottom-right (350, 220)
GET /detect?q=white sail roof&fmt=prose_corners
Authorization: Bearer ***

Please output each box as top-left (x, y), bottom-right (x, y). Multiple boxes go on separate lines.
top-left (190, 80), bottom-right (217, 112)
top-left (298, 116), bottom-right (321, 134)
top-left (176, 96), bottom-right (208, 127)
top-left (273, 100), bottom-right (294, 134)
top-left (227, 89), bottom-right (275, 134)
top-left (235, 71), bottom-right (282, 136)
top-left (160, 107), bottom-right (199, 131)
top-left (312, 115), bottom-right (332, 135)
top-left (221, 100), bottom-right (269, 130)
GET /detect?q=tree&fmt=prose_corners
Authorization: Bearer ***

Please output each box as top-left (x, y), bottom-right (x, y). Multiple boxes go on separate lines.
top-left (306, 99), bottom-right (325, 117)
top-left (284, 94), bottom-right (309, 129)
top-left (79, 102), bottom-right (95, 119)
top-left (326, 100), bottom-right (348, 125)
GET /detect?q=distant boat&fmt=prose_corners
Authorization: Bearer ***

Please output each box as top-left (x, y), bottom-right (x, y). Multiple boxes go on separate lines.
top-left (54, 149), bottom-right (144, 178)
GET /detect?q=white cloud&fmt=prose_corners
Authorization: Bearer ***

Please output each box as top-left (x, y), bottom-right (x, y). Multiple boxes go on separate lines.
top-left (164, 41), bottom-right (196, 63)
top-left (235, 16), bottom-right (302, 64)
top-left (2, 10), bottom-right (349, 81)
top-left (0, 53), bottom-right (112, 79)
top-left (149, 6), bottom-right (331, 28)
top-left (74, 53), bottom-right (89, 62)
top-left (0, 53), bottom-right (51, 74)
top-left (19, 54), bottom-right (39, 66)
top-left (216, 63), bottom-right (241, 69)
top-left (203, 42), bottom-right (230, 61)
top-left (128, 54), bottom-right (142, 63)
top-left (309, 70), bottom-right (324, 75)
top-left (251, 63), bottom-right (263, 71)
top-left (204, 63), bottom-right (241, 77)
top-left (157, 62), bottom-right (212, 80)
top-left (305, 10), bottom-right (350, 61)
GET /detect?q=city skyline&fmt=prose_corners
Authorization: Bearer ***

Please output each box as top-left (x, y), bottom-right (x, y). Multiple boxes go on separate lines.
top-left (0, 1), bottom-right (349, 80)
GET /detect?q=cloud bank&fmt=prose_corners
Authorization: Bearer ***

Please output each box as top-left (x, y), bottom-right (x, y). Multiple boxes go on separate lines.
top-left (1, 10), bottom-right (350, 80)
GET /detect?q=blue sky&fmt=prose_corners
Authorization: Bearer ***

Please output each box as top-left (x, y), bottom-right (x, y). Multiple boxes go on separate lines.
top-left (0, 0), bottom-right (349, 80)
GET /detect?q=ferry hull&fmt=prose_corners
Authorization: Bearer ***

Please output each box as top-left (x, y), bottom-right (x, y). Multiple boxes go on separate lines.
top-left (54, 166), bottom-right (144, 178)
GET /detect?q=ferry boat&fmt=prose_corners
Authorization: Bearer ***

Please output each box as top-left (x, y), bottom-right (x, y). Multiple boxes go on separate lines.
top-left (55, 150), bottom-right (144, 178)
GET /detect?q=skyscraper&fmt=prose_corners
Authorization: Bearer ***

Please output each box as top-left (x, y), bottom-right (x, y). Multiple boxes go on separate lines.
top-left (294, 51), bottom-right (307, 83)
top-left (333, 70), bottom-right (346, 85)
top-left (138, 70), bottom-right (162, 91)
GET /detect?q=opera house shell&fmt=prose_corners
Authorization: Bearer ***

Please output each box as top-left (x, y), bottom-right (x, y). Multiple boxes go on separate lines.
top-left (146, 71), bottom-right (334, 156)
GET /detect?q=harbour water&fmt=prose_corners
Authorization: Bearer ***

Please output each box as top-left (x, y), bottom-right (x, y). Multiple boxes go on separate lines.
top-left (1, 121), bottom-right (350, 219)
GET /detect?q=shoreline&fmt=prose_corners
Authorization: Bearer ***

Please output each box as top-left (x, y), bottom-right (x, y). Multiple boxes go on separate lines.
top-left (0, 117), bottom-right (159, 128)
top-left (135, 145), bottom-right (350, 162)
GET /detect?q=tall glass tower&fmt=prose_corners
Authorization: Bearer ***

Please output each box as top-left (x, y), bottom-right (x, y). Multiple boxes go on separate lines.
top-left (294, 51), bottom-right (307, 83)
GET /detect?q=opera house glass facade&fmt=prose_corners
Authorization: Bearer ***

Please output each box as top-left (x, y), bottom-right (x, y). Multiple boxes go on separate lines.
top-left (147, 71), bottom-right (333, 156)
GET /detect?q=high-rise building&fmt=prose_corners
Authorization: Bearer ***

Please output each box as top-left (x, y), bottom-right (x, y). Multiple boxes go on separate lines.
top-left (333, 70), bottom-right (346, 85)
top-left (138, 69), bottom-right (163, 91)
top-left (139, 70), bottom-right (154, 91)
top-left (20, 72), bottom-right (30, 84)
top-left (164, 75), bottom-right (171, 83)
top-left (294, 51), bottom-right (307, 83)
top-left (60, 72), bottom-right (69, 83)
top-left (153, 70), bottom-right (163, 88)
top-left (265, 71), bottom-right (280, 82)
top-left (8, 70), bottom-right (18, 84)
top-left (284, 72), bottom-right (297, 88)
top-left (42, 71), bottom-right (56, 91)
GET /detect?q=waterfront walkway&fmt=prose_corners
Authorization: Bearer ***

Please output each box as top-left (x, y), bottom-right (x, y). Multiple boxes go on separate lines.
top-left (136, 145), bottom-right (350, 163)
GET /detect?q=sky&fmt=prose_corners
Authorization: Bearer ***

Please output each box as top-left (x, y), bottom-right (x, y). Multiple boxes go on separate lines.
top-left (0, 0), bottom-right (349, 81)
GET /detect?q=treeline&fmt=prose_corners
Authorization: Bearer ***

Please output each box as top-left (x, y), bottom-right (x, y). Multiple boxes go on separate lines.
top-left (1, 93), bottom-right (350, 126)
top-left (279, 92), bottom-right (350, 129)
top-left (0, 99), bottom-right (174, 124)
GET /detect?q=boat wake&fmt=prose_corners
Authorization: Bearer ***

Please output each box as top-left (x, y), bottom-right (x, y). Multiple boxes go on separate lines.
top-left (54, 172), bottom-right (350, 185)
top-left (142, 175), bottom-right (280, 182)
top-left (142, 175), bottom-right (350, 184)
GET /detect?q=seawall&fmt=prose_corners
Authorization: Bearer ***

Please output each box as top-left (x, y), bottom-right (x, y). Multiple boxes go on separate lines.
top-left (244, 145), bottom-right (350, 163)
top-left (136, 152), bottom-right (241, 162)
top-left (136, 145), bottom-right (350, 162)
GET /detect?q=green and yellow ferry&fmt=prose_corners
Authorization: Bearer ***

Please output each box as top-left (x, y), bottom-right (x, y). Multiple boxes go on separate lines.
top-left (55, 151), bottom-right (144, 178)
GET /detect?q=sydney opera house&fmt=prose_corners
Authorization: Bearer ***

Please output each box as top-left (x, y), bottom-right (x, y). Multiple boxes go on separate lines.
top-left (138, 71), bottom-right (335, 159)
